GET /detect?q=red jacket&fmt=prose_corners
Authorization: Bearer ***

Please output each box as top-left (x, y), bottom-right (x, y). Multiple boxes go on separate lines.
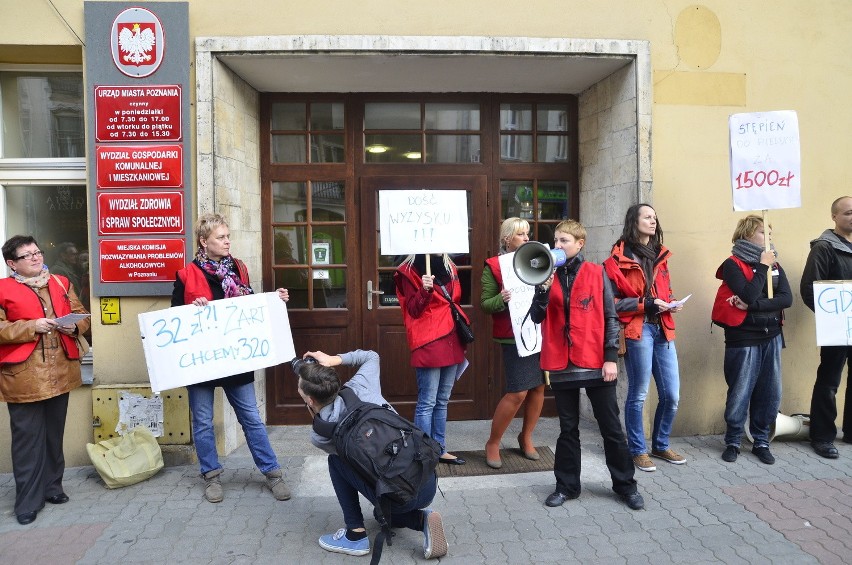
top-left (711, 256), bottom-right (752, 328)
top-left (0, 276), bottom-right (81, 364)
top-left (603, 241), bottom-right (676, 341)
top-left (484, 256), bottom-right (514, 339)
top-left (176, 260), bottom-right (249, 304)
top-left (394, 262), bottom-right (469, 351)
top-left (540, 262), bottom-right (606, 370)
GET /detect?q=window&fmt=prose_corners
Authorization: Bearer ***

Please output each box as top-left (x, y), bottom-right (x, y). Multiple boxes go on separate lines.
top-left (270, 102), bottom-right (345, 163)
top-left (500, 102), bottom-right (570, 163)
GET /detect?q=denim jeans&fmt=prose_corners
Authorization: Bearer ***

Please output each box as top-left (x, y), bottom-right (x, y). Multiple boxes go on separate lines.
top-left (328, 454), bottom-right (436, 530)
top-left (414, 365), bottom-right (459, 454)
top-left (188, 381), bottom-right (280, 475)
top-left (723, 334), bottom-right (783, 448)
top-left (623, 323), bottom-right (681, 455)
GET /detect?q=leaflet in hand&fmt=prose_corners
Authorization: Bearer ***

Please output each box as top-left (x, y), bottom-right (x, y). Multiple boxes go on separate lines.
top-left (54, 313), bottom-right (91, 326)
top-left (666, 294), bottom-right (692, 309)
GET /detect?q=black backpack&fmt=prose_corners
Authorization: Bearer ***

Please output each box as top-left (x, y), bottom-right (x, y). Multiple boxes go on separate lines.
top-left (313, 386), bottom-right (442, 563)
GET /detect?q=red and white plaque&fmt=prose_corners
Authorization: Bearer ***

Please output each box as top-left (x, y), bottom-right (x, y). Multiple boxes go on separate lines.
top-left (111, 7), bottom-right (165, 78)
top-left (98, 192), bottom-right (185, 236)
top-left (95, 85), bottom-right (182, 142)
top-left (99, 239), bottom-right (186, 283)
top-left (96, 144), bottom-right (183, 189)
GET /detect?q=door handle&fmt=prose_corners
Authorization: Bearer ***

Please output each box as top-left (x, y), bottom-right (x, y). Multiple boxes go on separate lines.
top-left (367, 280), bottom-right (384, 310)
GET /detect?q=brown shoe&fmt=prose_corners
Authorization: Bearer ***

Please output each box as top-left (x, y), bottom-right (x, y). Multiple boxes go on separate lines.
top-left (202, 468), bottom-right (224, 503)
top-left (265, 469), bottom-right (292, 500)
top-left (651, 448), bottom-right (686, 465)
top-left (632, 453), bottom-right (656, 472)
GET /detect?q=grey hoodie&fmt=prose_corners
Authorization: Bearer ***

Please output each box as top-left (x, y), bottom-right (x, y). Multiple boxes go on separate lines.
top-left (800, 229), bottom-right (852, 311)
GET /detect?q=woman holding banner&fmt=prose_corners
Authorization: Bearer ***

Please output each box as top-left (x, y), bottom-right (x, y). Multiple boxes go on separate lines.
top-left (172, 212), bottom-right (291, 503)
top-left (603, 204), bottom-right (685, 472)
top-left (395, 253), bottom-right (468, 465)
top-left (480, 218), bottom-right (545, 468)
top-left (712, 215), bottom-right (791, 464)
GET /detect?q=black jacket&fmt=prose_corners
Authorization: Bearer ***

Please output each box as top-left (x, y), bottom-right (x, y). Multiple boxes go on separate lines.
top-left (801, 230), bottom-right (852, 312)
top-left (720, 258), bottom-right (792, 346)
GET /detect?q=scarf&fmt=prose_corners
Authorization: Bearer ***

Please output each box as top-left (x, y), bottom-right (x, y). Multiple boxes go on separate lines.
top-left (194, 248), bottom-right (253, 298)
top-left (631, 242), bottom-right (659, 298)
top-left (731, 239), bottom-right (777, 264)
top-left (14, 265), bottom-right (51, 290)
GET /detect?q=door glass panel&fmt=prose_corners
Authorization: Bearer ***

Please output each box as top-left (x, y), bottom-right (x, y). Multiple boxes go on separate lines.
top-left (271, 102), bottom-right (305, 130)
top-left (272, 182), bottom-right (306, 222)
top-left (273, 226), bottom-right (307, 264)
top-left (310, 103), bottom-right (344, 130)
top-left (311, 225), bottom-right (346, 264)
top-left (364, 134), bottom-right (422, 163)
top-left (271, 134), bottom-right (306, 162)
top-left (537, 134), bottom-right (569, 163)
top-left (425, 135), bottom-right (480, 163)
top-left (500, 134), bottom-right (532, 162)
top-left (364, 103), bottom-right (420, 129)
top-left (0, 73), bottom-right (85, 158)
top-left (377, 270), bottom-right (398, 307)
top-left (313, 268), bottom-right (346, 308)
top-left (425, 103), bottom-right (480, 130)
top-left (536, 104), bottom-right (569, 131)
top-left (500, 104), bottom-right (532, 131)
top-left (537, 181), bottom-right (570, 220)
top-left (274, 268), bottom-right (309, 308)
top-left (311, 181), bottom-right (345, 218)
top-left (310, 134), bottom-right (345, 163)
top-left (500, 181), bottom-right (534, 220)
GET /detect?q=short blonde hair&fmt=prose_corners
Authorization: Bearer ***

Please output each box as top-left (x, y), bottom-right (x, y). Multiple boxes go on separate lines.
top-left (554, 219), bottom-right (586, 242)
top-left (499, 217), bottom-right (530, 253)
top-left (731, 215), bottom-right (769, 243)
top-left (195, 212), bottom-right (228, 245)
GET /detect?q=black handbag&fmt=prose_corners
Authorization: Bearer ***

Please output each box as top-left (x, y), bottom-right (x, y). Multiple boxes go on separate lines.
top-left (438, 284), bottom-right (474, 344)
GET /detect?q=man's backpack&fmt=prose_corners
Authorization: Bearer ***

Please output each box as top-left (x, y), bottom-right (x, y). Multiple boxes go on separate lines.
top-left (312, 386), bottom-right (442, 563)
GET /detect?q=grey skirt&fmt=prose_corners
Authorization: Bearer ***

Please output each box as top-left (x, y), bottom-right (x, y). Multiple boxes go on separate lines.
top-left (500, 343), bottom-right (544, 393)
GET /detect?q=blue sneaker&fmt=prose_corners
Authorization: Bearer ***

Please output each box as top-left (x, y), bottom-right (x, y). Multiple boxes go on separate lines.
top-left (422, 509), bottom-right (448, 559)
top-left (318, 528), bottom-right (370, 556)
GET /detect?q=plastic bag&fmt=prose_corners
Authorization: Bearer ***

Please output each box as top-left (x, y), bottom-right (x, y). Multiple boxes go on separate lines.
top-left (86, 425), bottom-right (164, 488)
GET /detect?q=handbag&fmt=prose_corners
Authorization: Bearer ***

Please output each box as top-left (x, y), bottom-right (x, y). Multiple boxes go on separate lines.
top-left (50, 274), bottom-right (90, 357)
top-left (86, 426), bottom-right (164, 489)
top-left (437, 284), bottom-right (474, 344)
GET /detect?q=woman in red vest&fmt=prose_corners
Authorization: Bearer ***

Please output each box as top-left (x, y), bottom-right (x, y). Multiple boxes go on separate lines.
top-left (0, 235), bottom-right (90, 525)
top-left (173, 213), bottom-right (291, 503)
top-left (481, 218), bottom-right (545, 468)
top-left (395, 253), bottom-right (468, 465)
top-left (712, 215), bottom-right (791, 464)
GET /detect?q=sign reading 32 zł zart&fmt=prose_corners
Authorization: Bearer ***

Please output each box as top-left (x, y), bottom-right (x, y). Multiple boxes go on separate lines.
top-left (729, 110), bottom-right (801, 211)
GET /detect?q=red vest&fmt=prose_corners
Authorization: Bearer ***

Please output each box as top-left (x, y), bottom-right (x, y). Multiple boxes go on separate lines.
top-left (540, 262), bottom-right (606, 371)
top-left (484, 256), bottom-right (514, 339)
top-left (711, 256), bottom-right (754, 327)
top-left (177, 260), bottom-right (249, 304)
top-left (0, 276), bottom-right (80, 364)
top-left (395, 262), bottom-right (466, 351)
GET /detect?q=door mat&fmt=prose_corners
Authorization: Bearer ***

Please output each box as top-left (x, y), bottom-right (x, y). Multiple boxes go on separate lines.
top-left (436, 446), bottom-right (554, 478)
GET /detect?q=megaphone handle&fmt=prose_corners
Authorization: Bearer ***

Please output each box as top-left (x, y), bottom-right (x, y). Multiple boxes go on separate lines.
top-left (425, 253), bottom-right (431, 277)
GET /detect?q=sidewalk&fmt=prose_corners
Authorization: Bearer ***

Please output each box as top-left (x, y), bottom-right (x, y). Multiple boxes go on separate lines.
top-left (1, 417), bottom-right (850, 564)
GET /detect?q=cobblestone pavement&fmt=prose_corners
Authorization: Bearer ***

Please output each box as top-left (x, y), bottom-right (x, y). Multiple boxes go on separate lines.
top-left (0, 418), bottom-right (850, 564)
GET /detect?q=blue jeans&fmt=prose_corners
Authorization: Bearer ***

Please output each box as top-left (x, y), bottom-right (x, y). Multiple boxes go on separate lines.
top-left (723, 334), bottom-right (783, 448)
top-left (623, 323), bottom-right (681, 455)
top-left (328, 454), bottom-right (436, 530)
top-left (188, 381), bottom-right (280, 475)
top-left (414, 365), bottom-right (459, 454)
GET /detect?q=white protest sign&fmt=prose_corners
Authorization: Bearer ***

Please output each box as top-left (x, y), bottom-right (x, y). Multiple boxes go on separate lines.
top-left (498, 252), bottom-right (541, 357)
top-left (813, 281), bottom-right (852, 346)
top-left (379, 190), bottom-right (469, 255)
top-left (138, 292), bottom-right (296, 392)
top-left (729, 110), bottom-right (801, 211)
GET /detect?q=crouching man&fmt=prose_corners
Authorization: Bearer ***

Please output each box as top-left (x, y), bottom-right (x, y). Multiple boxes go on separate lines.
top-left (294, 349), bottom-right (448, 559)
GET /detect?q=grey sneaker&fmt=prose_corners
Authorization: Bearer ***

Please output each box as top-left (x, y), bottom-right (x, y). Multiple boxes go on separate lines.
top-left (422, 509), bottom-right (448, 559)
top-left (265, 469), bottom-right (291, 501)
top-left (202, 468), bottom-right (224, 503)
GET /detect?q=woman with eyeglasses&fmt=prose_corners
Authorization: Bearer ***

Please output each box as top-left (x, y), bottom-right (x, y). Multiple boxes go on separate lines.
top-left (0, 235), bottom-right (91, 525)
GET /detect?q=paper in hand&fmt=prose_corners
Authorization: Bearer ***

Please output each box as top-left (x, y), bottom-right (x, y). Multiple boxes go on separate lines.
top-left (666, 294), bottom-right (692, 309)
top-left (54, 313), bottom-right (91, 326)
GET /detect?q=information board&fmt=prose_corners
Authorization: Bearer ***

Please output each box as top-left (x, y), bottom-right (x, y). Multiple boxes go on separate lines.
top-left (99, 239), bottom-right (185, 282)
top-left (94, 85), bottom-right (182, 142)
top-left (98, 192), bottom-right (184, 235)
top-left (498, 252), bottom-right (541, 357)
top-left (96, 145), bottom-right (183, 189)
top-left (138, 293), bottom-right (296, 393)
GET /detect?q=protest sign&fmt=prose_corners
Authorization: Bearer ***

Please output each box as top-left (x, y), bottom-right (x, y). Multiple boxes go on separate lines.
top-left (813, 281), bottom-right (852, 346)
top-left (138, 292), bottom-right (296, 392)
top-left (729, 110), bottom-right (801, 211)
top-left (498, 252), bottom-right (541, 357)
top-left (378, 190), bottom-right (469, 255)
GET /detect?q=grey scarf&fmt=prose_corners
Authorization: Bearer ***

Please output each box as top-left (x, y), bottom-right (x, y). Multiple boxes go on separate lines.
top-left (732, 239), bottom-right (777, 264)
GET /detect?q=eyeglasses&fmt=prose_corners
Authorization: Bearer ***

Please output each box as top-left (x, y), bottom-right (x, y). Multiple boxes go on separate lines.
top-left (14, 251), bottom-right (43, 261)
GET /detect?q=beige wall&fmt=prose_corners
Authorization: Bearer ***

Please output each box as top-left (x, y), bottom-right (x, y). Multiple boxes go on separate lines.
top-left (1, 1), bottom-right (851, 470)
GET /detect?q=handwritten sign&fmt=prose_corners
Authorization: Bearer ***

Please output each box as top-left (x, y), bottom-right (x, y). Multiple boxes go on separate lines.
top-left (729, 110), bottom-right (801, 211)
top-left (498, 252), bottom-right (541, 357)
top-left (379, 190), bottom-right (469, 255)
top-left (813, 281), bottom-right (852, 346)
top-left (138, 293), bottom-right (296, 392)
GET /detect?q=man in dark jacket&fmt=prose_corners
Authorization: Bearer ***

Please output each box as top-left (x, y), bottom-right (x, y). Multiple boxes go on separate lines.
top-left (800, 196), bottom-right (852, 459)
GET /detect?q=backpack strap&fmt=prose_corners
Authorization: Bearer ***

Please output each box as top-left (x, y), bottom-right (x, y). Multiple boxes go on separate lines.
top-left (311, 386), bottom-right (366, 438)
top-left (370, 496), bottom-right (395, 565)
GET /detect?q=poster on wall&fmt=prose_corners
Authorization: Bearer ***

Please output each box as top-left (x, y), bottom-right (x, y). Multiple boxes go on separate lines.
top-left (138, 292), bottom-right (296, 392)
top-left (378, 190), bottom-right (470, 255)
top-left (498, 252), bottom-right (541, 357)
top-left (729, 110), bottom-right (801, 211)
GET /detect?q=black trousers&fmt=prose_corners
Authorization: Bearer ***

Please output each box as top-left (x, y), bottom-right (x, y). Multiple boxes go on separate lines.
top-left (7, 393), bottom-right (69, 515)
top-left (552, 385), bottom-right (637, 497)
top-left (809, 346), bottom-right (852, 442)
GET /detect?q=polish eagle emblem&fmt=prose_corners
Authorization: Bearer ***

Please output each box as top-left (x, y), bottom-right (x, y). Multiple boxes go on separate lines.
top-left (118, 23), bottom-right (156, 66)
